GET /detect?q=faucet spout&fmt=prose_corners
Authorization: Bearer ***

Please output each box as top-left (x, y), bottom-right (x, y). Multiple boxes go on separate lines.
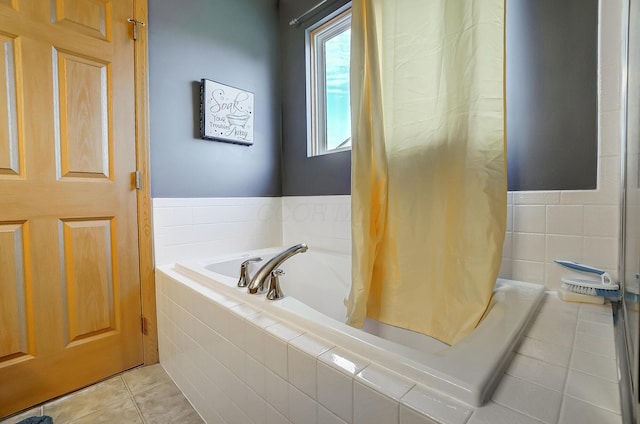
top-left (247, 243), bottom-right (308, 294)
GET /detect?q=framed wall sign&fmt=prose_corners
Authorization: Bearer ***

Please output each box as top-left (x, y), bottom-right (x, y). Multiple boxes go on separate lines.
top-left (200, 79), bottom-right (254, 146)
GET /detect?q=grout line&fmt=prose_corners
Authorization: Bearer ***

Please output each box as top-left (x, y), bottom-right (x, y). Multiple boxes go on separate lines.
top-left (121, 374), bottom-right (146, 423)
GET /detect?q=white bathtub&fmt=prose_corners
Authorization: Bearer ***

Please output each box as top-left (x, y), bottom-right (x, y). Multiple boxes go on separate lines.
top-left (169, 246), bottom-right (545, 408)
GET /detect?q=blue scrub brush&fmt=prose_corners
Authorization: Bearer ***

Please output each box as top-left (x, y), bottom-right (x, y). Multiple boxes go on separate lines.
top-left (554, 260), bottom-right (621, 298)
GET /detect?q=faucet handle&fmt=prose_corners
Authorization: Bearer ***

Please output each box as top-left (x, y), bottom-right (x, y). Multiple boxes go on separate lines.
top-left (266, 269), bottom-right (285, 300)
top-left (237, 257), bottom-right (263, 287)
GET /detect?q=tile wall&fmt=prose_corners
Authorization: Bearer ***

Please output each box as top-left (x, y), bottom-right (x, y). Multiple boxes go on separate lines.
top-left (152, 197), bottom-right (282, 265)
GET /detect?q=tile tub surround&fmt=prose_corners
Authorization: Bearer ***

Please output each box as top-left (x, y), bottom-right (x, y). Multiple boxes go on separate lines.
top-left (0, 365), bottom-right (202, 424)
top-left (156, 265), bottom-right (620, 424)
top-left (155, 182), bottom-right (621, 291)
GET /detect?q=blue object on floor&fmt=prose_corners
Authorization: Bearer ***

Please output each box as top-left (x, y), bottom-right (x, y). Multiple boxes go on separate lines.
top-left (16, 416), bottom-right (53, 424)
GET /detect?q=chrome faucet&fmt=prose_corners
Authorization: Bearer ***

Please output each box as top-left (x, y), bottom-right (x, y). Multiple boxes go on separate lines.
top-left (247, 243), bottom-right (308, 294)
top-left (237, 257), bottom-right (262, 288)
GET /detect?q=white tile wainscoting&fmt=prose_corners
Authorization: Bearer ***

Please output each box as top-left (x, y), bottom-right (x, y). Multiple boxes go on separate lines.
top-left (152, 197), bottom-right (283, 266)
top-left (156, 265), bottom-right (621, 424)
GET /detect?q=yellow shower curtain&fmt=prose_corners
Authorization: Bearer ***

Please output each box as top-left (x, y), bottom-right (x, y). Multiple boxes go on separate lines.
top-left (347, 0), bottom-right (506, 345)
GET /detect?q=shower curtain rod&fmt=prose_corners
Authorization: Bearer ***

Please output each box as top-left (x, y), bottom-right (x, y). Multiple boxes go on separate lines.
top-left (289, 0), bottom-right (337, 26)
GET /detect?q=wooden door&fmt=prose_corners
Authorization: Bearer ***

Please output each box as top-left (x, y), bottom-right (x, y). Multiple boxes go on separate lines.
top-left (0, 0), bottom-right (143, 417)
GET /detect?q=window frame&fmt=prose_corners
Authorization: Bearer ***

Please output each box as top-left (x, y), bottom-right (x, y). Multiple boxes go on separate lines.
top-left (305, 4), bottom-right (352, 157)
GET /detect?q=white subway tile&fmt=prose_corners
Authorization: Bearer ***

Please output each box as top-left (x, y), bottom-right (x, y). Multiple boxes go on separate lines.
top-left (245, 388), bottom-right (267, 424)
top-left (318, 405), bottom-right (348, 424)
top-left (288, 345), bottom-right (318, 398)
top-left (353, 381), bottom-right (399, 424)
top-left (546, 205), bottom-right (583, 236)
top-left (502, 233), bottom-right (512, 259)
top-left (289, 384), bottom-right (318, 424)
top-left (583, 237), bottom-right (618, 270)
top-left (583, 206), bottom-right (619, 237)
top-left (517, 337), bottom-right (572, 367)
top-left (266, 403), bottom-right (290, 424)
top-left (399, 406), bottom-right (438, 424)
top-left (498, 259), bottom-right (512, 279)
top-left (512, 233), bottom-right (545, 262)
top-left (506, 203), bottom-right (513, 231)
top-left (511, 260), bottom-right (545, 285)
top-left (264, 331), bottom-right (291, 379)
top-left (319, 347), bottom-right (370, 377)
top-left (356, 365), bottom-right (414, 402)
top-left (513, 205), bottom-right (546, 233)
top-left (153, 206), bottom-right (193, 228)
top-left (559, 395), bottom-right (622, 424)
top-left (513, 192), bottom-right (561, 205)
top-left (565, 370), bottom-right (621, 414)
top-left (576, 320), bottom-right (615, 340)
top-left (505, 354), bottom-right (567, 391)
top-left (266, 368), bottom-right (289, 418)
top-left (492, 375), bottom-right (562, 424)
top-left (245, 353), bottom-right (266, 398)
top-left (469, 401), bottom-right (544, 424)
top-left (545, 235), bottom-right (583, 263)
top-left (400, 385), bottom-right (471, 424)
top-left (317, 361), bottom-right (353, 423)
top-left (570, 349), bottom-right (618, 383)
top-left (599, 110), bottom-right (622, 157)
top-left (573, 332), bottom-right (616, 359)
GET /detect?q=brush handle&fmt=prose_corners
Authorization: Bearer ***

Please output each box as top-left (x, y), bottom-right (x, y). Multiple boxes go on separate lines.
top-left (554, 260), bottom-right (605, 275)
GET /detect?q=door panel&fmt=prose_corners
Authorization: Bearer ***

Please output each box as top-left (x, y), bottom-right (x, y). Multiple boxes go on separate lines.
top-left (0, 222), bottom-right (29, 362)
top-left (0, 0), bottom-right (142, 417)
top-left (0, 34), bottom-right (22, 176)
top-left (53, 50), bottom-right (111, 179)
top-left (60, 218), bottom-right (116, 344)
top-left (52, 0), bottom-right (111, 41)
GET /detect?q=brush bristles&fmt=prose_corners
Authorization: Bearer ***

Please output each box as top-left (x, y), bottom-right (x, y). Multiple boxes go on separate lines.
top-left (562, 282), bottom-right (597, 296)
top-left (561, 282), bottom-right (621, 298)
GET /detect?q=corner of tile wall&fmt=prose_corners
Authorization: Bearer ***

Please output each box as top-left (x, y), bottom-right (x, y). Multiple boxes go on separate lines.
top-left (281, 196), bottom-right (352, 255)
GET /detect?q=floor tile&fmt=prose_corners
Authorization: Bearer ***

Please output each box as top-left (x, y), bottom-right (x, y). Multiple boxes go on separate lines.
top-left (134, 380), bottom-right (199, 423)
top-left (122, 364), bottom-right (173, 395)
top-left (43, 377), bottom-right (130, 423)
top-left (68, 398), bottom-right (142, 424)
top-left (0, 407), bottom-right (44, 424)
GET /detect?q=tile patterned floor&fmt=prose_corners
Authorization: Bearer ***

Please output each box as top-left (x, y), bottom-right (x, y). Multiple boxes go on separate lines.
top-left (0, 365), bottom-right (204, 424)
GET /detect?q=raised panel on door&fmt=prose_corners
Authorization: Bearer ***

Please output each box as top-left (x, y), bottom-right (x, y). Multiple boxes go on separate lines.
top-left (53, 49), bottom-right (111, 180)
top-left (51, 0), bottom-right (111, 41)
top-left (59, 218), bottom-right (117, 345)
top-left (0, 0), bottom-right (18, 11)
top-left (0, 221), bottom-right (32, 366)
top-left (0, 33), bottom-right (23, 177)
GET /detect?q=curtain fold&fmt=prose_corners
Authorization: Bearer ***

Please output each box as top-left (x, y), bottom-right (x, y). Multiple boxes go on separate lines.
top-left (347, 0), bottom-right (506, 345)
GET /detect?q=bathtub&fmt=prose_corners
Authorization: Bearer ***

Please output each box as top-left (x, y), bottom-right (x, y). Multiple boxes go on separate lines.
top-left (166, 246), bottom-right (545, 409)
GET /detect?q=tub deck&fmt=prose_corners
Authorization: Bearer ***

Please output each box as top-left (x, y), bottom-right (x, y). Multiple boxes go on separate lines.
top-left (172, 248), bottom-right (545, 406)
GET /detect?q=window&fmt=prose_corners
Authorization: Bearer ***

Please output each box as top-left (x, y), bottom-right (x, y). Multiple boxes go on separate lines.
top-left (306, 6), bottom-right (352, 157)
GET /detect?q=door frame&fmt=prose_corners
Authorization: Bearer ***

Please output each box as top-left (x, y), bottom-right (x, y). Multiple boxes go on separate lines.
top-left (132, 0), bottom-right (157, 365)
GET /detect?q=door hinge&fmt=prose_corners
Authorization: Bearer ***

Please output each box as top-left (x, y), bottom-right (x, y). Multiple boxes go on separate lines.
top-left (141, 316), bottom-right (148, 335)
top-left (127, 18), bottom-right (146, 41)
top-left (133, 170), bottom-right (142, 190)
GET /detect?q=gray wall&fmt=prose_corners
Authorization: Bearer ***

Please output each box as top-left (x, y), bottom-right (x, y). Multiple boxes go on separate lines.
top-left (279, 0), bottom-right (599, 195)
top-left (149, 0), bottom-right (282, 198)
top-left (279, 0), bottom-right (352, 196)
top-left (506, 0), bottom-right (598, 190)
